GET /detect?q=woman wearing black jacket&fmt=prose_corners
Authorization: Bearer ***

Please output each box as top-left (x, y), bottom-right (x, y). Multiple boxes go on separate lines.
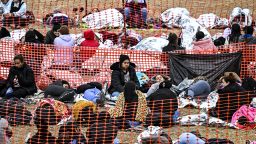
top-left (108, 54), bottom-right (140, 97)
top-left (4, 54), bottom-right (37, 98)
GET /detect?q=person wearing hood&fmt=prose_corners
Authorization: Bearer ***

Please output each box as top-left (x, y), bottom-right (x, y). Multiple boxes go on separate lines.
top-left (3, 0), bottom-right (27, 27)
top-left (80, 29), bottom-right (99, 62)
top-left (44, 23), bottom-right (61, 44)
top-left (192, 31), bottom-right (217, 52)
top-left (108, 54), bottom-right (140, 98)
top-left (3, 54), bottom-right (37, 99)
top-left (54, 25), bottom-right (75, 66)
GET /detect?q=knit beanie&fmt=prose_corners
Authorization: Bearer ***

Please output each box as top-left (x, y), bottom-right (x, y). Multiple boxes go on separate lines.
top-left (119, 54), bottom-right (130, 64)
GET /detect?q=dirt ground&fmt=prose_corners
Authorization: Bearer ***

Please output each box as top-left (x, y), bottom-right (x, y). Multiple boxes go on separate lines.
top-left (8, 0), bottom-right (256, 144)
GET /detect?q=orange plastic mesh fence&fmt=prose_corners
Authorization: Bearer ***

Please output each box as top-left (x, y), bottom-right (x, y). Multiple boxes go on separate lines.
top-left (0, 91), bottom-right (255, 143)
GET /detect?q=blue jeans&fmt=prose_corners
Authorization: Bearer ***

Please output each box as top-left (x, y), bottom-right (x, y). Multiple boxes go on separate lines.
top-left (111, 91), bottom-right (120, 97)
top-left (178, 133), bottom-right (205, 144)
top-left (124, 7), bottom-right (147, 23)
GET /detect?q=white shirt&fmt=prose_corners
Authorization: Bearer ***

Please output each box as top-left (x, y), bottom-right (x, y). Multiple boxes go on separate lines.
top-left (0, 0), bottom-right (12, 14)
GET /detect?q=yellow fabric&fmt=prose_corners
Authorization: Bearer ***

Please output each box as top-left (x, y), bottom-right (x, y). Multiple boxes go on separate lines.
top-left (108, 90), bottom-right (148, 122)
top-left (72, 101), bottom-right (96, 120)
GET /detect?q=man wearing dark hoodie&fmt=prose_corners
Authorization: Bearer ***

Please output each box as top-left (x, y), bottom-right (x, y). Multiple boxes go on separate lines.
top-left (44, 24), bottom-right (61, 44)
top-left (108, 54), bottom-right (140, 97)
top-left (80, 29), bottom-right (99, 62)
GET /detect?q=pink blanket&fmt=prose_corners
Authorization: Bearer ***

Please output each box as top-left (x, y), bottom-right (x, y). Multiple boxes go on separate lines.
top-left (231, 105), bottom-right (256, 128)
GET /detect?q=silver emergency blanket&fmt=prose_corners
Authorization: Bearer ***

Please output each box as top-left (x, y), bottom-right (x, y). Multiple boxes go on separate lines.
top-left (178, 91), bottom-right (219, 110)
top-left (176, 113), bottom-right (236, 128)
top-left (82, 8), bottom-right (124, 29)
top-left (130, 37), bottom-right (169, 52)
top-left (197, 13), bottom-right (229, 29)
top-left (229, 7), bottom-right (252, 27)
top-left (160, 8), bottom-right (211, 49)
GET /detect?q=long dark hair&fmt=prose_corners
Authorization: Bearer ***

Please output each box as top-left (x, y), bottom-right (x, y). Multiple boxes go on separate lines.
top-left (124, 81), bottom-right (138, 103)
top-left (229, 24), bottom-right (241, 43)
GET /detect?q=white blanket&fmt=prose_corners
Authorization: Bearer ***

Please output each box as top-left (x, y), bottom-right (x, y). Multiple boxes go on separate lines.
top-left (160, 8), bottom-right (211, 49)
top-left (82, 9), bottom-right (124, 29)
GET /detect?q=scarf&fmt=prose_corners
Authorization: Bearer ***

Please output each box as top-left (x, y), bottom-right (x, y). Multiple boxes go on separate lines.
top-left (72, 101), bottom-right (96, 120)
top-left (108, 90), bottom-right (148, 122)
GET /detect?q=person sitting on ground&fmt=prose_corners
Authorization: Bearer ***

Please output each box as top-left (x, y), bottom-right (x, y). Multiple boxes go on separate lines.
top-left (24, 28), bottom-right (45, 44)
top-left (26, 106), bottom-right (57, 144)
top-left (3, 54), bottom-right (37, 99)
top-left (108, 54), bottom-right (140, 98)
top-left (0, 0), bottom-right (12, 15)
top-left (146, 80), bottom-right (178, 127)
top-left (162, 33), bottom-right (183, 52)
top-left (146, 74), bottom-right (169, 96)
top-left (228, 23), bottom-right (241, 44)
top-left (80, 29), bottom-right (99, 61)
top-left (239, 26), bottom-right (256, 44)
top-left (57, 122), bottom-right (86, 144)
top-left (213, 36), bottom-right (226, 47)
top-left (72, 100), bottom-right (97, 127)
top-left (54, 25), bottom-right (75, 66)
top-left (125, 0), bottom-right (148, 25)
top-left (3, 0), bottom-right (27, 28)
top-left (44, 23), bottom-right (61, 44)
top-left (86, 111), bottom-right (119, 144)
top-left (186, 76), bottom-right (211, 99)
top-left (108, 81), bottom-right (148, 129)
top-left (192, 31), bottom-right (217, 52)
top-left (217, 73), bottom-right (245, 94)
top-left (0, 27), bottom-right (11, 39)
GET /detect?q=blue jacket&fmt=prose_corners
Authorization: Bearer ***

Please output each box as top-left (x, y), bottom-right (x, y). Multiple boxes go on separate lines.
top-left (83, 88), bottom-right (101, 103)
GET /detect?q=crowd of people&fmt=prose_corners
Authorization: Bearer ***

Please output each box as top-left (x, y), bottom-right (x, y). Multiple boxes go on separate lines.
top-left (0, 53), bottom-right (254, 143)
top-left (0, 0), bottom-right (256, 143)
